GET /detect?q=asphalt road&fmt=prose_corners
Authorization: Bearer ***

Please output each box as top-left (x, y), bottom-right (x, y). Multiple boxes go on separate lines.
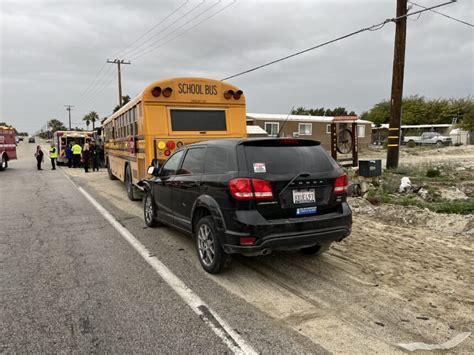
top-left (1, 142), bottom-right (323, 353)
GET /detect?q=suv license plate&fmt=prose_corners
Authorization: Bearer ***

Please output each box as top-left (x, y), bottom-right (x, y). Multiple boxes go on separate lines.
top-left (296, 206), bottom-right (317, 216)
top-left (293, 189), bottom-right (316, 204)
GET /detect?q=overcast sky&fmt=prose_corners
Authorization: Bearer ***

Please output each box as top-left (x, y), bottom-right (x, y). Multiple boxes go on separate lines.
top-left (1, 0), bottom-right (472, 133)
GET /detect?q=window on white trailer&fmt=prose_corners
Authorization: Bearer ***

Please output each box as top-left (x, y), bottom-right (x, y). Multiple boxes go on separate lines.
top-left (264, 122), bottom-right (279, 136)
top-left (298, 123), bottom-right (312, 135)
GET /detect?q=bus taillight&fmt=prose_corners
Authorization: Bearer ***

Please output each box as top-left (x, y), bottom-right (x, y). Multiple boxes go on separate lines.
top-left (224, 90), bottom-right (234, 100)
top-left (166, 141), bottom-right (175, 149)
top-left (233, 90), bottom-right (243, 100)
top-left (152, 87), bottom-right (162, 97)
top-left (176, 141), bottom-right (183, 148)
top-left (163, 87), bottom-right (173, 97)
top-left (164, 150), bottom-right (171, 157)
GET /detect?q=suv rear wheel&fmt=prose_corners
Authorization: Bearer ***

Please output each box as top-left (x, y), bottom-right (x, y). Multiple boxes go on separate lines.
top-left (195, 216), bottom-right (231, 274)
top-left (300, 242), bottom-right (332, 256)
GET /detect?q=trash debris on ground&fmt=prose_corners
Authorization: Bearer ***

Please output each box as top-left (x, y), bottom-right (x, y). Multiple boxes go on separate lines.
top-left (399, 177), bottom-right (412, 193)
top-left (397, 332), bottom-right (471, 352)
top-left (417, 188), bottom-right (428, 200)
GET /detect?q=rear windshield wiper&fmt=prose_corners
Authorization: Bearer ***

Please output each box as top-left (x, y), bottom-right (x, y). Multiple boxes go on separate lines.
top-left (278, 172), bottom-right (310, 199)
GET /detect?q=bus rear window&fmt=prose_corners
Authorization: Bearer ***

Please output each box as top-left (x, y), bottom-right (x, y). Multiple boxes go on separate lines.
top-left (170, 109), bottom-right (226, 131)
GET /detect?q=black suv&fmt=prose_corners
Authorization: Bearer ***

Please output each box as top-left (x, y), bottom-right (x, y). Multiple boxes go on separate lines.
top-left (140, 138), bottom-right (352, 273)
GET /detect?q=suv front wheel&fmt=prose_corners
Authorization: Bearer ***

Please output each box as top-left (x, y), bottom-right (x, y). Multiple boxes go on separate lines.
top-left (195, 216), bottom-right (231, 274)
top-left (143, 191), bottom-right (160, 227)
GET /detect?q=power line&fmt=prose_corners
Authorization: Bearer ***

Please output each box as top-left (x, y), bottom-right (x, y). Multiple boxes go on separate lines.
top-left (77, 62), bottom-right (107, 99)
top-left (133, 0), bottom-right (237, 61)
top-left (76, 65), bottom-right (116, 107)
top-left (125, 0), bottom-right (207, 59)
top-left (409, 0), bottom-right (473, 27)
top-left (221, 0), bottom-right (457, 81)
top-left (77, 72), bottom-right (116, 118)
top-left (115, 0), bottom-right (190, 59)
top-left (72, 2), bottom-right (190, 109)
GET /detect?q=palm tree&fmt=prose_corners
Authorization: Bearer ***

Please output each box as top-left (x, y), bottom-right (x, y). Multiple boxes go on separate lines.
top-left (82, 113), bottom-right (91, 131)
top-left (89, 111), bottom-right (99, 130)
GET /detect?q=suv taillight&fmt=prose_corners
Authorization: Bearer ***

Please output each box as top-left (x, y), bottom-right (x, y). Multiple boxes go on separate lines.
top-left (229, 178), bottom-right (274, 200)
top-left (333, 174), bottom-right (348, 194)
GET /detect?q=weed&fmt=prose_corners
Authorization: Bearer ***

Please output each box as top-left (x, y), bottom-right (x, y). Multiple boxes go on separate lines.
top-left (426, 167), bottom-right (441, 178)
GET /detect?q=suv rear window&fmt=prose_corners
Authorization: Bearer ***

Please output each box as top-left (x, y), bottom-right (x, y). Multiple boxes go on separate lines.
top-left (244, 145), bottom-right (336, 174)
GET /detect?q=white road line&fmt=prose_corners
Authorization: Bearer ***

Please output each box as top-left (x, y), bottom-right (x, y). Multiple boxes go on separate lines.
top-left (64, 174), bottom-right (257, 355)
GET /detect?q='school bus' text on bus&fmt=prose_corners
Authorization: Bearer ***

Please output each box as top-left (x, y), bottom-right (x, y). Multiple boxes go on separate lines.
top-left (103, 77), bottom-right (247, 200)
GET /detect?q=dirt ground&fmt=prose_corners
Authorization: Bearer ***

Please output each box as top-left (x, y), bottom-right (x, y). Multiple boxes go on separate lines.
top-left (64, 144), bottom-right (473, 354)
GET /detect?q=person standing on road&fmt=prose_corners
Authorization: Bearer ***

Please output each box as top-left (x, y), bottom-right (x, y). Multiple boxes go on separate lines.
top-left (98, 143), bottom-right (105, 168)
top-left (90, 142), bottom-right (100, 172)
top-left (71, 141), bottom-right (82, 168)
top-left (34, 145), bottom-right (44, 170)
top-left (49, 143), bottom-right (58, 170)
top-left (65, 143), bottom-right (73, 168)
top-left (82, 143), bottom-right (90, 173)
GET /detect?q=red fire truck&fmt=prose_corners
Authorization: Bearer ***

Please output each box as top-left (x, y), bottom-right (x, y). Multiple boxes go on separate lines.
top-left (0, 125), bottom-right (17, 171)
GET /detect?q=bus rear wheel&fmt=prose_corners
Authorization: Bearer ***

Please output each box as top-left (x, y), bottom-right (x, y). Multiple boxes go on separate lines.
top-left (107, 159), bottom-right (117, 180)
top-left (125, 165), bottom-right (141, 201)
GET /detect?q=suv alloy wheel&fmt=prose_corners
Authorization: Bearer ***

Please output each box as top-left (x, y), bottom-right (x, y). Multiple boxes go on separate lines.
top-left (195, 216), bottom-right (231, 274)
top-left (143, 191), bottom-right (160, 227)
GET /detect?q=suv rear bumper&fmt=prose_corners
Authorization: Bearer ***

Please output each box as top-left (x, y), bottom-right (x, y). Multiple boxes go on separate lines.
top-left (222, 203), bottom-right (352, 255)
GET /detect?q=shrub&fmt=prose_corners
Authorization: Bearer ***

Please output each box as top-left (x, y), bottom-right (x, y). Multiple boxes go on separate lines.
top-left (426, 167), bottom-right (441, 178)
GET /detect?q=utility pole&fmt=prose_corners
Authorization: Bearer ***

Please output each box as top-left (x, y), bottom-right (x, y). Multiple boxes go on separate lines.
top-left (65, 105), bottom-right (74, 130)
top-left (386, 0), bottom-right (408, 169)
top-left (107, 59), bottom-right (131, 108)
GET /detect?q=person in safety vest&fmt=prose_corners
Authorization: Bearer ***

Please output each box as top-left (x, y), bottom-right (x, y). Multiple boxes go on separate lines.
top-left (49, 143), bottom-right (58, 170)
top-left (71, 142), bottom-right (82, 168)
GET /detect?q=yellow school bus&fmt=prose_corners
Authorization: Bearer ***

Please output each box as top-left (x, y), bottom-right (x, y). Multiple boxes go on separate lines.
top-left (103, 77), bottom-right (247, 200)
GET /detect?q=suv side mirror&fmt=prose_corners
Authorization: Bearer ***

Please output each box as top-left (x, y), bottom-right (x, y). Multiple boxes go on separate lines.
top-left (147, 165), bottom-right (160, 177)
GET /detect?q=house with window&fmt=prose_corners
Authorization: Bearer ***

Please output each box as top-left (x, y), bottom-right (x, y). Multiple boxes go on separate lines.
top-left (246, 113), bottom-right (372, 149)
